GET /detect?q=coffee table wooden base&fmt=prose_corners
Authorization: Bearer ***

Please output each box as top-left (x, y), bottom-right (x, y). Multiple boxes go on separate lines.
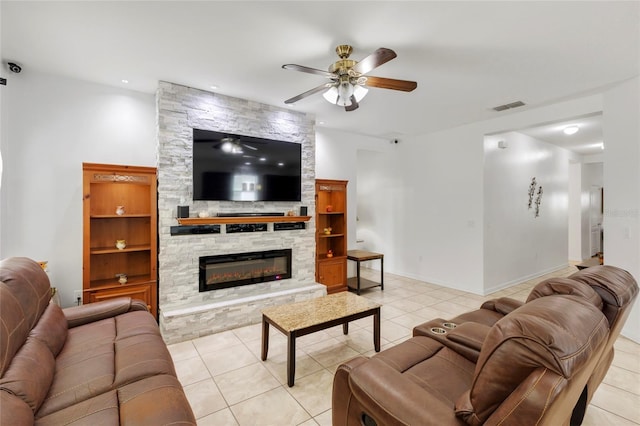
top-left (261, 298), bottom-right (380, 387)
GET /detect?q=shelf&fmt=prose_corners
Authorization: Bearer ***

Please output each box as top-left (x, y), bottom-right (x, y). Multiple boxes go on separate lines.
top-left (91, 214), bottom-right (151, 219)
top-left (90, 244), bottom-right (151, 255)
top-left (318, 233), bottom-right (345, 238)
top-left (87, 274), bottom-right (156, 290)
top-left (347, 277), bottom-right (382, 291)
top-left (177, 216), bottom-right (311, 225)
top-left (318, 254), bottom-right (346, 261)
top-left (318, 212), bottom-right (345, 215)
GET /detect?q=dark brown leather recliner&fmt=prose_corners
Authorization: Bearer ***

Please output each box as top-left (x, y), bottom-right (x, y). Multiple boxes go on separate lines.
top-left (412, 265), bottom-right (638, 419)
top-left (0, 257), bottom-right (196, 425)
top-left (333, 265), bottom-right (637, 426)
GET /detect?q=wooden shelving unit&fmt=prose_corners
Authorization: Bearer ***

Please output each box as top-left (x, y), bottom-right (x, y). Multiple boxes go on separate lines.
top-left (82, 163), bottom-right (158, 317)
top-left (315, 179), bottom-right (348, 294)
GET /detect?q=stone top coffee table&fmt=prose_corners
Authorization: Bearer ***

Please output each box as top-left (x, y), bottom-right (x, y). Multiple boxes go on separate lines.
top-left (261, 291), bottom-right (381, 387)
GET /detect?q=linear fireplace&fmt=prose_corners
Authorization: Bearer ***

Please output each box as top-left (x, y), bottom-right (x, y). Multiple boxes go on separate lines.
top-left (199, 249), bottom-right (292, 292)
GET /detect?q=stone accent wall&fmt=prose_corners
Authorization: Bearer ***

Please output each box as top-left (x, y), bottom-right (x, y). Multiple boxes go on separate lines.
top-left (156, 81), bottom-right (321, 343)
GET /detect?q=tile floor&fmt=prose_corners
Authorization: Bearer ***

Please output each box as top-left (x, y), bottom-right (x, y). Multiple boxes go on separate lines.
top-left (167, 266), bottom-right (640, 425)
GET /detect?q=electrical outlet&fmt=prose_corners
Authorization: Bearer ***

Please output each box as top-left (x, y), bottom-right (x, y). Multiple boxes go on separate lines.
top-left (74, 290), bottom-right (82, 304)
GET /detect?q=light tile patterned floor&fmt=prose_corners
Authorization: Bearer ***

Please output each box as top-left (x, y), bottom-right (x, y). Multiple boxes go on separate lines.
top-left (167, 266), bottom-right (640, 425)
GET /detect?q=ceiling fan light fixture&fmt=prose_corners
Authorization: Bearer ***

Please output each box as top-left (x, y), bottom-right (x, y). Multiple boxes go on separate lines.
top-left (353, 85), bottom-right (368, 102)
top-left (322, 84), bottom-right (368, 107)
top-left (322, 86), bottom-right (339, 104)
top-left (337, 81), bottom-right (354, 106)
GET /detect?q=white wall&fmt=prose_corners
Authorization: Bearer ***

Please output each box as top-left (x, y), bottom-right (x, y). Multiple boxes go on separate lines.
top-left (0, 70), bottom-right (155, 307)
top-left (483, 132), bottom-right (575, 291)
top-left (397, 126), bottom-right (485, 293)
top-left (603, 76), bottom-right (640, 341)
top-left (355, 148), bottom-right (405, 272)
top-left (315, 128), bottom-right (393, 250)
top-left (568, 161), bottom-right (583, 261)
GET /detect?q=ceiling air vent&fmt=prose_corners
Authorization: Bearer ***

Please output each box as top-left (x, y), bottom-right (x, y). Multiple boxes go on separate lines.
top-left (492, 101), bottom-right (526, 112)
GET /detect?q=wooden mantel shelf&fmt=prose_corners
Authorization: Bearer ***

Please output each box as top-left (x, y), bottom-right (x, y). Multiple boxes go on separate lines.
top-left (176, 216), bottom-right (311, 225)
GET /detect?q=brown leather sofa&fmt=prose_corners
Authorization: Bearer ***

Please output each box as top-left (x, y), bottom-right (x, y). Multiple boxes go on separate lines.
top-left (333, 265), bottom-right (638, 426)
top-left (0, 257), bottom-right (196, 425)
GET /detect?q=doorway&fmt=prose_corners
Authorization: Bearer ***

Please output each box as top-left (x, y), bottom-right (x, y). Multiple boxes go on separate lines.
top-left (589, 186), bottom-right (604, 257)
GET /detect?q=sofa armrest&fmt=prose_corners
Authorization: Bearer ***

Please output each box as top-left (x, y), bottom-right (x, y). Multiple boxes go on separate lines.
top-left (446, 322), bottom-right (490, 359)
top-left (480, 297), bottom-right (523, 315)
top-left (63, 297), bottom-right (149, 328)
top-left (347, 358), bottom-right (464, 426)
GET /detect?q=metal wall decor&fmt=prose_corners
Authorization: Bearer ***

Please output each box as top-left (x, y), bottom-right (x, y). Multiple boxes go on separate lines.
top-left (528, 177), bottom-right (537, 209)
top-left (534, 186), bottom-right (543, 217)
top-left (527, 177), bottom-right (543, 218)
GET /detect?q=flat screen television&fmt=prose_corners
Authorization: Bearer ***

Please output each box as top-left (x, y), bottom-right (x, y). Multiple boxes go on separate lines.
top-left (193, 129), bottom-right (302, 201)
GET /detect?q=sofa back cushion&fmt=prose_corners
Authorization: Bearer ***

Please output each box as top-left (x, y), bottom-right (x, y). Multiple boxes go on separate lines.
top-left (526, 277), bottom-right (603, 310)
top-left (30, 303), bottom-right (68, 357)
top-left (0, 337), bottom-right (55, 413)
top-left (455, 295), bottom-right (608, 425)
top-left (569, 265), bottom-right (639, 328)
top-left (0, 257), bottom-right (53, 376)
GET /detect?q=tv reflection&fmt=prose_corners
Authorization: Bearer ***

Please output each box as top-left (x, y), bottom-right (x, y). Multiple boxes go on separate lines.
top-left (233, 174), bottom-right (262, 201)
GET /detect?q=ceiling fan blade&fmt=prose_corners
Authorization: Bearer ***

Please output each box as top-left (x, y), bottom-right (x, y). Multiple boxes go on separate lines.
top-left (282, 64), bottom-right (337, 79)
top-left (345, 95), bottom-right (359, 112)
top-left (364, 76), bottom-right (417, 92)
top-left (284, 83), bottom-right (334, 104)
top-left (352, 48), bottom-right (397, 75)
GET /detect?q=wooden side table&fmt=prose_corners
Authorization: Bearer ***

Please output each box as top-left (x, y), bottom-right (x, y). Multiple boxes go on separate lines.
top-left (347, 250), bottom-right (384, 295)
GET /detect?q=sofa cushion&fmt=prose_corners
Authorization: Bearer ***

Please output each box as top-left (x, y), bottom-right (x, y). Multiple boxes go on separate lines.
top-left (114, 332), bottom-right (177, 388)
top-left (115, 310), bottom-right (163, 340)
top-left (37, 319), bottom-right (117, 417)
top-left (0, 337), bottom-right (55, 413)
top-left (35, 390), bottom-right (119, 426)
top-left (0, 257), bottom-right (52, 376)
top-left (117, 374), bottom-right (196, 425)
top-left (30, 303), bottom-right (68, 358)
top-left (1, 390), bottom-right (34, 425)
top-left (372, 336), bottom-right (475, 407)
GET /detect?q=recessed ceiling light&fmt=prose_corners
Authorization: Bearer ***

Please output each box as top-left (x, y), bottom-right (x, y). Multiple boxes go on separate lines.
top-left (210, 85), bottom-right (219, 90)
top-left (563, 125), bottom-right (579, 135)
top-left (278, 162), bottom-right (284, 166)
top-left (121, 79), bottom-right (129, 84)
top-left (318, 121), bottom-right (326, 125)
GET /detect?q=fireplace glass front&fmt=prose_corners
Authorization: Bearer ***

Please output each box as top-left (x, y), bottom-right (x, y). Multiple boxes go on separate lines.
top-left (199, 249), bottom-right (292, 292)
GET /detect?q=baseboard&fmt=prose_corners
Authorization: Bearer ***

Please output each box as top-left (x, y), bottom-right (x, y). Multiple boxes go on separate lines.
top-left (482, 263), bottom-right (570, 295)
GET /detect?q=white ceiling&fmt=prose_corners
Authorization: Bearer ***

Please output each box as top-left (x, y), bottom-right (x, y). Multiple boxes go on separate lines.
top-left (518, 114), bottom-right (604, 156)
top-left (2, 1), bottom-right (638, 153)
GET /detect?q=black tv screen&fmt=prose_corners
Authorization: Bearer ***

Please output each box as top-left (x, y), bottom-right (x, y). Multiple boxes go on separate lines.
top-left (193, 129), bottom-right (302, 201)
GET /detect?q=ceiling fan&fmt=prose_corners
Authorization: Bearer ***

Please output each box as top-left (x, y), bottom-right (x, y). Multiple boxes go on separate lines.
top-left (282, 44), bottom-right (417, 111)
